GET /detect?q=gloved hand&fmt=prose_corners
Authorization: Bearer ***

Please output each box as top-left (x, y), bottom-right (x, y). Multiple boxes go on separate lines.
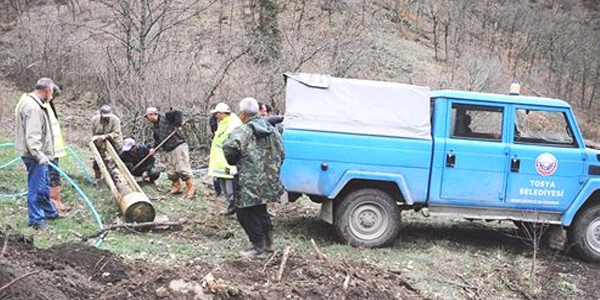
top-left (227, 166), bottom-right (238, 175)
top-left (91, 135), bottom-right (106, 142)
top-left (37, 154), bottom-right (50, 165)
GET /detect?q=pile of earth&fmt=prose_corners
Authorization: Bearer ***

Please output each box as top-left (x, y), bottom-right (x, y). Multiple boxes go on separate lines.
top-left (0, 229), bottom-right (425, 300)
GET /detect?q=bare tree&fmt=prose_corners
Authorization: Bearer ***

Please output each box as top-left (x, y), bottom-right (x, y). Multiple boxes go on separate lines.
top-left (513, 220), bottom-right (551, 284)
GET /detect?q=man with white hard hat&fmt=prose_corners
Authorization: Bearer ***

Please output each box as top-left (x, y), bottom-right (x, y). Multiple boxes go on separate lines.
top-left (208, 102), bottom-right (242, 217)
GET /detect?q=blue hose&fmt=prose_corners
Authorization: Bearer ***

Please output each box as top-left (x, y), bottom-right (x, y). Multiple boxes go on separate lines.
top-left (66, 146), bottom-right (93, 183)
top-left (48, 161), bottom-right (105, 247)
top-left (0, 153), bottom-right (27, 197)
top-left (1, 143), bottom-right (105, 247)
top-left (1, 143), bottom-right (91, 182)
top-left (0, 156), bottom-right (20, 169)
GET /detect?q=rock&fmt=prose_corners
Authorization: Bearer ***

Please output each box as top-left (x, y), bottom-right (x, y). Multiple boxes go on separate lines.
top-left (156, 286), bottom-right (169, 298)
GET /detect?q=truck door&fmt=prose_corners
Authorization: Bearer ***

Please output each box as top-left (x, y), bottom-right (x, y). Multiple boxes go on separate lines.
top-left (438, 103), bottom-right (508, 203)
top-left (505, 107), bottom-right (584, 211)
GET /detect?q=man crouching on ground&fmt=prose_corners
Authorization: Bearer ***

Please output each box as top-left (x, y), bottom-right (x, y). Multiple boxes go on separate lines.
top-left (222, 97), bottom-right (284, 259)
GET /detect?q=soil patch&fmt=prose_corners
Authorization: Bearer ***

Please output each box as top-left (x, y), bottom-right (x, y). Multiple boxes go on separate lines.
top-left (0, 229), bottom-right (425, 300)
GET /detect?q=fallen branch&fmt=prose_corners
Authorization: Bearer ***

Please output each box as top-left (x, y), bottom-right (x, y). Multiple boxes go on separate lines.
top-left (502, 277), bottom-right (534, 300)
top-left (431, 277), bottom-right (482, 297)
top-left (0, 270), bottom-right (42, 294)
top-left (277, 246), bottom-right (291, 282)
top-left (310, 239), bottom-right (327, 261)
top-left (81, 219), bottom-right (187, 241)
top-left (343, 273), bottom-right (350, 290)
top-left (1, 226), bottom-right (9, 261)
top-left (262, 250), bottom-right (279, 273)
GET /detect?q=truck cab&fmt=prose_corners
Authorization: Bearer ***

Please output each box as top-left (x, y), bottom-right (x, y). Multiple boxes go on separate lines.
top-left (280, 73), bottom-right (600, 262)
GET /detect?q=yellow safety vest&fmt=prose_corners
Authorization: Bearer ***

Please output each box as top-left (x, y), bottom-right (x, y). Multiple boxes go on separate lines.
top-left (43, 102), bottom-right (67, 158)
top-left (208, 113), bottom-right (242, 178)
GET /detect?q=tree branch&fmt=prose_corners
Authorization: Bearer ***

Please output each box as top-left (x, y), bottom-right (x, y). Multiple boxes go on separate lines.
top-left (0, 271), bottom-right (42, 294)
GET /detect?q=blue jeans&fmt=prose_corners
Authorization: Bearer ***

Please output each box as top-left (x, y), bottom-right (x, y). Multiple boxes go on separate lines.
top-left (22, 156), bottom-right (57, 226)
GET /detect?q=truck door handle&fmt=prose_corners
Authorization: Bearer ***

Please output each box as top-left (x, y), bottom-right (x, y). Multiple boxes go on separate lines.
top-left (511, 158), bottom-right (520, 172)
top-left (446, 153), bottom-right (455, 168)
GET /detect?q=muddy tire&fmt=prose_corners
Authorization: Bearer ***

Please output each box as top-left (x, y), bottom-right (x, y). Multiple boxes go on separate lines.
top-left (567, 205), bottom-right (600, 262)
top-left (334, 188), bottom-right (401, 248)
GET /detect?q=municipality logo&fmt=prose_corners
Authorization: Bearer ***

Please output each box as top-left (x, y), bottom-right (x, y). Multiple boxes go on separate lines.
top-left (535, 153), bottom-right (557, 176)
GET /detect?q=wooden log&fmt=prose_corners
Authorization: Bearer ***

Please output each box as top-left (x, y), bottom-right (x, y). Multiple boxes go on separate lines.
top-left (276, 246), bottom-right (291, 282)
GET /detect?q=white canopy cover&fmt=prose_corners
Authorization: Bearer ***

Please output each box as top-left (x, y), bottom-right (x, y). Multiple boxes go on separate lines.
top-left (283, 73), bottom-right (432, 139)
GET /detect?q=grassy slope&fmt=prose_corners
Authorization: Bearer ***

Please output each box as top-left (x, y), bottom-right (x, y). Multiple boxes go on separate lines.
top-left (0, 138), bottom-right (588, 299)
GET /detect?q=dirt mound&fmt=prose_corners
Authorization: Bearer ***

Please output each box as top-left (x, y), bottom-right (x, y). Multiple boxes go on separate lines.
top-left (0, 229), bottom-right (425, 300)
top-left (0, 230), bottom-right (126, 300)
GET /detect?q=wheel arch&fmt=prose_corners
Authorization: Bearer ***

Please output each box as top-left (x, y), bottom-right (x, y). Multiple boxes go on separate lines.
top-left (328, 170), bottom-right (412, 204)
top-left (562, 179), bottom-right (600, 226)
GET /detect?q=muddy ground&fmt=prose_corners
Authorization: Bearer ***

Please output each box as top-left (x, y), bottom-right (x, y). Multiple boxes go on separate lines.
top-left (2, 195), bottom-right (600, 300)
top-left (2, 223), bottom-right (600, 300)
top-left (0, 229), bottom-right (423, 300)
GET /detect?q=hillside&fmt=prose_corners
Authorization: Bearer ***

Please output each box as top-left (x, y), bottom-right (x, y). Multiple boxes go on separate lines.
top-left (0, 0), bottom-right (598, 147)
top-left (1, 1), bottom-right (600, 299)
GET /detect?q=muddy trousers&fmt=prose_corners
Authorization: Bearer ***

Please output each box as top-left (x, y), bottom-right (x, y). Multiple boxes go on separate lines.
top-left (22, 157), bottom-right (58, 226)
top-left (236, 204), bottom-right (272, 244)
top-left (217, 178), bottom-right (235, 214)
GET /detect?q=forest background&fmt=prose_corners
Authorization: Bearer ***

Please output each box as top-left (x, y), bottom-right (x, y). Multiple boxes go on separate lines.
top-left (0, 0), bottom-right (598, 150)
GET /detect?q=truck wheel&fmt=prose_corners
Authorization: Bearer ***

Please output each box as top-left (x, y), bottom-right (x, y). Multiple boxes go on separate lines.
top-left (567, 205), bottom-right (600, 262)
top-left (334, 188), bottom-right (401, 248)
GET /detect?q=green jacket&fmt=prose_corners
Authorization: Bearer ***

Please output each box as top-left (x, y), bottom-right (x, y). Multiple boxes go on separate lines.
top-left (91, 113), bottom-right (123, 151)
top-left (14, 93), bottom-right (54, 161)
top-left (208, 113), bottom-right (242, 179)
top-left (222, 116), bottom-right (284, 208)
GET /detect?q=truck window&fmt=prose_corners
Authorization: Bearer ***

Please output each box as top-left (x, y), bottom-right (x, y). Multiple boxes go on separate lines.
top-left (514, 109), bottom-right (576, 147)
top-left (450, 103), bottom-right (503, 141)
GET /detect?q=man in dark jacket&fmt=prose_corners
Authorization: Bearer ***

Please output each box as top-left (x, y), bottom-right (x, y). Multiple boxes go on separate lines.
top-left (119, 138), bottom-right (160, 185)
top-left (145, 107), bottom-right (195, 199)
top-left (222, 97), bottom-right (285, 259)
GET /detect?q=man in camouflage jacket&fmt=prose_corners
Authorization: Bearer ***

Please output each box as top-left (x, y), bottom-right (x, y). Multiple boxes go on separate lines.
top-left (222, 97), bottom-right (284, 259)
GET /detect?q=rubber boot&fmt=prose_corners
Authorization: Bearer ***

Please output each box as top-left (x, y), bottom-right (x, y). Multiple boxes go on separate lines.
top-left (185, 178), bottom-right (195, 200)
top-left (170, 180), bottom-right (183, 194)
top-left (240, 240), bottom-right (266, 259)
top-left (50, 186), bottom-right (70, 213)
top-left (265, 230), bottom-right (274, 253)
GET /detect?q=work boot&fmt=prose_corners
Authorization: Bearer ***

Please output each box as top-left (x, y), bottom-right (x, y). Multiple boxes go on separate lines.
top-left (50, 186), bottom-right (70, 213)
top-left (29, 221), bottom-right (48, 230)
top-left (93, 168), bottom-right (102, 185)
top-left (170, 180), bottom-right (183, 194)
top-left (240, 240), bottom-right (266, 259)
top-left (265, 230), bottom-right (274, 253)
top-left (185, 178), bottom-right (195, 200)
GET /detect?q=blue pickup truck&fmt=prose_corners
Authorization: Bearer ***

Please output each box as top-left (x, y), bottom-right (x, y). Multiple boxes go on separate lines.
top-left (280, 73), bottom-right (600, 262)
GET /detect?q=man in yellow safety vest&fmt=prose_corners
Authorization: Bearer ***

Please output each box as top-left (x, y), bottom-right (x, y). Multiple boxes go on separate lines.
top-left (208, 102), bottom-right (242, 216)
